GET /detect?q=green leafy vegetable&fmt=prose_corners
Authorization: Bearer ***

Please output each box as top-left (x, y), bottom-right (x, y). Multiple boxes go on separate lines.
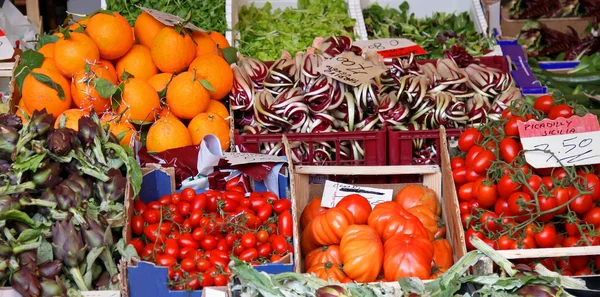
top-left (362, 1), bottom-right (493, 59)
top-left (105, 0), bottom-right (227, 33)
top-left (236, 0), bottom-right (357, 61)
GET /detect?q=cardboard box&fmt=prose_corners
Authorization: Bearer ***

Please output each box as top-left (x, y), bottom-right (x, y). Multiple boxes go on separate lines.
top-left (127, 165), bottom-right (294, 297)
top-left (500, 6), bottom-right (594, 38)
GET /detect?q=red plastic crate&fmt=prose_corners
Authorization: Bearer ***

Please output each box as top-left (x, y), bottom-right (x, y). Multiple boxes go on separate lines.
top-left (387, 128), bottom-right (463, 166)
top-left (414, 55), bottom-right (509, 73)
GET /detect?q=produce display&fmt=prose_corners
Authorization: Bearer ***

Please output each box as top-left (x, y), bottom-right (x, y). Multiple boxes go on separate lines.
top-left (105, 0), bottom-right (227, 33)
top-left (362, 2), bottom-right (493, 58)
top-left (235, 0), bottom-right (357, 61)
top-left (128, 181), bottom-right (294, 291)
top-left (452, 95), bottom-right (600, 274)
top-left (233, 37), bottom-right (519, 163)
top-left (299, 186), bottom-right (453, 281)
top-left (18, 10), bottom-right (233, 155)
top-left (0, 110), bottom-right (140, 296)
top-left (519, 24), bottom-right (600, 60)
top-left (508, 0), bottom-right (600, 19)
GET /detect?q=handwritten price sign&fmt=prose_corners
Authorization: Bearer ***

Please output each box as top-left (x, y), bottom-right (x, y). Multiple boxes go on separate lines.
top-left (317, 51), bottom-right (387, 86)
top-left (517, 114), bottom-right (600, 168)
top-left (353, 38), bottom-right (427, 58)
top-left (321, 180), bottom-right (393, 208)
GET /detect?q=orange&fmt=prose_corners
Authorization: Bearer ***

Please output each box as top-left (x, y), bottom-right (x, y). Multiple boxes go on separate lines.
top-left (69, 18), bottom-right (89, 31)
top-left (97, 59), bottom-right (118, 83)
top-left (188, 54), bottom-right (233, 100)
top-left (192, 31), bottom-right (217, 57)
top-left (188, 113), bottom-right (230, 150)
top-left (166, 71), bottom-right (210, 120)
top-left (40, 58), bottom-right (60, 73)
top-left (151, 27), bottom-right (196, 74)
top-left (146, 117), bottom-right (192, 153)
top-left (38, 43), bottom-right (55, 58)
top-left (208, 31), bottom-right (230, 49)
top-left (54, 108), bottom-right (88, 131)
top-left (134, 12), bottom-right (166, 49)
top-left (148, 73), bottom-right (174, 93)
top-left (205, 100), bottom-right (229, 120)
top-left (71, 62), bottom-right (117, 113)
top-left (117, 77), bottom-right (160, 123)
top-left (115, 44), bottom-right (158, 81)
top-left (86, 12), bottom-right (134, 60)
top-left (22, 68), bottom-right (72, 118)
top-left (101, 112), bottom-right (138, 146)
top-left (15, 103), bottom-right (30, 124)
top-left (157, 105), bottom-right (179, 120)
top-left (53, 32), bottom-right (100, 77)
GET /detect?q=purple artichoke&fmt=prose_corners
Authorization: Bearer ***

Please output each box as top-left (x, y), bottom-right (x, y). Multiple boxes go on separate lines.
top-left (46, 128), bottom-right (76, 156)
top-left (94, 168), bottom-right (126, 202)
top-left (11, 267), bottom-right (41, 297)
top-left (0, 113), bottom-right (23, 130)
top-left (82, 215), bottom-right (114, 248)
top-left (31, 162), bottom-right (63, 189)
top-left (37, 260), bottom-right (63, 279)
top-left (40, 278), bottom-right (67, 297)
top-left (77, 116), bottom-right (99, 147)
top-left (51, 219), bottom-right (87, 268)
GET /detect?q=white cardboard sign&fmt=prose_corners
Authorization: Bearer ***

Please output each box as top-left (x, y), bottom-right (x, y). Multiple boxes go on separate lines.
top-left (321, 180), bottom-right (393, 208)
top-left (0, 30), bottom-right (14, 60)
top-left (222, 152), bottom-right (286, 166)
top-left (317, 51), bottom-right (387, 86)
top-left (353, 38), bottom-right (427, 58)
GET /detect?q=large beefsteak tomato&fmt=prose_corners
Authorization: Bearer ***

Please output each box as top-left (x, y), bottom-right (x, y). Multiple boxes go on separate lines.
top-left (406, 205), bottom-right (439, 239)
top-left (383, 234), bottom-right (434, 281)
top-left (394, 185), bottom-right (440, 216)
top-left (304, 245), bottom-right (342, 271)
top-left (368, 202), bottom-right (430, 242)
top-left (339, 225), bottom-right (383, 282)
top-left (300, 197), bottom-right (326, 230)
top-left (306, 262), bottom-right (346, 282)
top-left (335, 194), bottom-right (372, 224)
top-left (306, 208), bottom-right (354, 248)
top-left (431, 239), bottom-right (453, 271)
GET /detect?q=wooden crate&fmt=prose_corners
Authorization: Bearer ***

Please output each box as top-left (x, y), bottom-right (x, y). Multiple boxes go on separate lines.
top-left (287, 127), bottom-right (466, 276)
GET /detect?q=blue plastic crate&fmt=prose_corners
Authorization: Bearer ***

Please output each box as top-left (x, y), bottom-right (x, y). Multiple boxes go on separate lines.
top-left (497, 39), bottom-right (548, 94)
top-left (129, 167), bottom-right (293, 297)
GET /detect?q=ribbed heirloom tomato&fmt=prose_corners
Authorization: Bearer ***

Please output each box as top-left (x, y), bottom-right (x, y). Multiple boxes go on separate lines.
top-left (383, 234), bottom-right (434, 280)
top-left (367, 202), bottom-right (430, 242)
top-left (339, 225), bottom-right (383, 282)
top-left (335, 194), bottom-right (372, 224)
top-left (304, 245), bottom-right (342, 270)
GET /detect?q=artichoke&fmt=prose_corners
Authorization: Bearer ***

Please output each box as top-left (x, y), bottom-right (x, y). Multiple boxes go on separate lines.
top-left (18, 250), bottom-right (37, 271)
top-left (516, 284), bottom-right (560, 297)
top-left (37, 260), bottom-right (63, 279)
top-left (40, 278), bottom-right (67, 297)
top-left (77, 116), bottom-right (99, 147)
top-left (51, 219), bottom-right (88, 290)
top-left (316, 285), bottom-right (350, 297)
top-left (82, 215), bottom-right (114, 248)
top-left (31, 162), bottom-right (63, 189)
top-left (27, 109), bottom-right (54, 136)
top-left (63, 173), bottom-right (93, 200)
top-left (46, 128), bottom-right (76, 156)
top-left (54, 183), bottom-right (81, 210)
top-left (11, 267), bottom-right (41, 297)
top-left (94, 168), bottom-right (126, 202)
top-left (0, 194), bottom-right (20, 213)
top-left (0, 124), bottom-right (18, 155)
top-left (0, 113), bottom-right (23, 130)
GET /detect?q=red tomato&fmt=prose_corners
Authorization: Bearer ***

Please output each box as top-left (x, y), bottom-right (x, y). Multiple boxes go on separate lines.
top-left (480, 211), bottom-right (499, 233)
top-left (178, 233), bottom-right (200, 249)
top-left (221, 198), bottom-right (240, 213)
top-left (239, 248), bottom-right (258, 262)
top-left (451, 156), bottom-right (466, 169)
top-left (257, 243), bottom-right (273, 258)
top-left (144, 223), bottom-right (168, 243)
top-left (142, 209), bottom-right (160, 224)
top-left (155, 254), bottom-right (177, 267)
top-left (465, 228), bottom-right (485, 251)
top-left (169, 193), bottom-right (181, 204)
top-left (191, 193), bottom-right (207, 211)
top-left (270, 235), bottom-right (287, 254)
top-left (164, 239), bottom-right (180, 258)
top-left (213, 273), bottom-right (229, 286)
top-left (548, 104), bottom-right (573, 120)
top-left (553, 187), bottom-right (571, 214)
top-left (565, 221), bottom-right (581, 237)
top-left (191, 228), bottom-right (205, 242)
top-left (498, 175), bottom-right (522, 199)
top-left (482, 237), bottom-right (498, 250)
top-left (250, 196), bottom-right (268, 213)
top-left (132, 215), bottom-right (145, 236)
top-left (581, 173), bottom-right (600, 201)
top-left (202, 272), bottom-right (214, 287)
top-left (465, 146), bottom-right (485, 168)
top-left (458, 128), bottom-right (483, 152)
top-left (196, 258), bottom-right (211, 272)
top-left (493, 198), bottom-right (511, 216)
top-left (158, 195), bottom-right (172, 205)
top-left (170, 212), bottom-right (184, 224)
top-left (570, 193), bottom-right (594, 216)
top-left (177, 202), bottom-right (191, 217)
top-left (180, 258), bottom-right (196, 272)
top-left (256, 204), bottom-right (273, 221)
top-left (256, 230), bottom-right (269, 243)
top-left (575, 268), bottom-right (592, 276)
top-left (453, 167), bottom-right (468, 185)
top-left (533, 95), bottom-right (553, 113)
top-left (477, 181), bottom-right (498, 208)
top-left (461, 213), bottom-right (476, 229)
top-left (534, 224), bottom-right (557, 248)
top-left (465, 168), bottom-right (483, 182)
top-left (180, 188), bottom-right (196, 202)
top-left (520, 235), bottom-right (537, 249)
top-left (179, 247), bottom-right (196, 260)
top-left (584, 207), bottom-right (600, 227)
top-left (273, 199), bottom-right (292, 214)
top-left (537, 194), bottom-right (558, 222)
top-left (223, 191), bottom-right (244, 202)
top-left (459, 201), bottom-right (471, 214)
top-left (499, 137), bottom-right (520, 163)
top-left (497, 235), bottom-right (516, 250)
top-left (541, 176), bottom-right (553, 190)
top-left (504, 116), bottom-right (524, 137)
top-left (270, 254), bottom-right (283, 262)
top-left (458, 182), bottom-right (475, 202)
top-left (128, 238), bottom-right (144, 255)
top-left (241, 233), bottom-right (256, 248)
top-left (569, 256), bottom-right (589, 271)
top-left (525, 174), bottom-right (542, 196)
top-left (201, 235), bottom-right (217, 251)
top-left (472, 149), bottom-right (495, 173)
top-left (134, 200), bottom-right (147, 215)
top-left (507, 192), bottom-right (534, 217)
top-left (278, 211), bottom-right (293, 238)
top-left (563, 236), bottom-right (580, 247)
top-left (239, 198), bottom-right (252, 209)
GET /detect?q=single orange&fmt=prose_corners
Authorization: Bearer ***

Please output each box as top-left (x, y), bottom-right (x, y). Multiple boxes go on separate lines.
top-left (208, 31), bottom-right (230, 49)
top-left (54, 108), bottom-right (88, 131)
top-left (53, 32), bottom-right (100, 77)
top-left (166, 71), bottom-right (210, 120)
top-left (117, 77), bottom-right (161, 123)
top-left (188, 54), bottom-right (233, 100)
top-left (40, 58), bottom-right (60, 73)
top-left (86, 12), bottom-right (134, 60)
top-left (147, 73), bottom-right (174, 93)
top-left (157, 105), bottom-right (179, 120)
top-left (97, 59), bottom-right (118, 83)
top-left (188, 112), bottom-right (230, 150)
top-left (146, 117), bottom-right (192, 153)
top-left (101, 112), bottom-right (139, 146)
top-left (69, 17), bottom-right (89, 31)
top-left (205, 100), bottom-right (229, 120)
top-left (192, 31), bottom-right (217, 57)
top-left (116, 44), bottom-right (158, 81)
top-left (151, 27), bottom-right (196, 74)
top-left (134, 12), bottom-right (166, 49)
top-left (71, 62), bottom-right (117, 113)
top-left (22, 68), bottom-right (72, 118)
top-left (38, 43), bottom-right (55, 59)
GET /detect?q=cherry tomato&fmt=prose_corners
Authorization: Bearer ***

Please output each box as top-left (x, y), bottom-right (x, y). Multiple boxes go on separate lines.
top-left (569, 192), bottom-right (594, 216)
top-left (537, 194), bottom-right (558, 222)
top-left (179, 247), bottom-right (196, 260)
top-left (575, 268), bottom-right (592, 276)
top-left (241, 233), bottom-right (257, 248)
top-left (482, 237), bottom-right (498, 250)
top-left (278, 211), bottom-right (293, 238)
top-left (196, 258), bottom-right (211, 272)
top-left (553, 187), bottom-right (571, 214)
top-left (520, 235), bottom-right (537, 249)
top-left (458, 128), bottom-right (483, 152)
top-left (459, 201), bottom-right (471, 214)
top-left (171, 193), bottom-right (181, 205)
top-left (505, 116), bottom-right (524, 137)
top-left (181, 188), bottom-right (196, 202)
top-left (128, 238), bottom-right (144, 255)
top-left (581, 173), bottom-right (600, 201)
top-left (133, 200), bottom-right (147, 215)
top-left (256, 230), bottom-right (270, 243)
top-left (180, 258), bottom-right (196, 272)
top-left (477, 181), bottom-right (498, 208)
top-left (158, 195), bottom-right (172, 205)
top-left (569, 256), bottom-right (589, 271)
top-left (239, 248), bottom-right (258, 262)
top-left (201, 235), bottom-right (217, 251)
top-left (273, 199), bottom-right (292, 214)
top-left (144, 223), bottom-right (169, 243)
top-left (453, 167), bottom-right (468, 185)
top-left (465, 228), bottom-right (485, 251)
top-left (187, 276), bottom-right (201, 290)
top-left (497, 235), bottom-right (517, 250)
top-left (494, 198), bottom-right (511, 216)
top-left (202, 272), bottom-right (214, 287)
top-left (256, 204), bottom-right (273, 222)
top-left (465, 168), bottom-right (483, 182)
top-left (525, 174), bottom-right (542, 196)
top-left (499, 137), bottom-right (520, 163)
top-left (451, 156), bottom-right (466, 169)
top-left (541, 176), bottom-right (553, 190)
top-left (223, 191), bottom-right (244, 202)
top-left (508, 192), bottom-right (534, 217)
top-left (233, 243), bottom-right (245, 256)
top-left (534, 224), bottom-right (557, 248)
top-left (213, 273), bottom-right (229, 286)
top-left (584, 207), bottom-right (600, 227)
top-left (178, 233), bottom-right (200, 249)
top-left (270, 235), bottom-right (287, 254)
top-left (142, 209), bottom-right (160, 224)
top-left (132, 215), bottom-right (145, 236)
top-left (170, 212), bottom-right (184, 224)
top-left (257, 242), bottom-right (273, 258)
top-left (271, 254), bottom-right (283, 262)
top-left (548, 104), bottom-right (573, 120)
top-left (155, 255), bottom-right (177, 267)
top-left (191, 193), bottom-right (207, 211)
top-left (480, 211), bottom-right (499, 233)
top-left (458, 182), bottom-right (475, 202)
top-left (192, 228), bottom-right (205, 242)
top-left (164, 238), bottom-right (180, 258)
top-left (552, 168), bottom-right (568, 181)
top-left (176, 201), bottom-right (191, 217)
top-left (239, 198), bottom-right (252, 209)
top-left (461, 213), bottom-right (476, 229)
top-left (465, 146), bottom-right (485, 168)
top-left (498, 175), bottom-right (521, 199)
top-left (533, 95), bottom-right (554, 114)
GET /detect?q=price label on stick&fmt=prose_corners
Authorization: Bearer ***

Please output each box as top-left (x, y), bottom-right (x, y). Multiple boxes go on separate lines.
top-left (321, 180), bottom-right (393, 209)
top-left (517, 114), bottom-right (600, 168)
top-left (353, 38), bottom-right (427, 58)
top-left (317, 51), bottom-right (387, 86)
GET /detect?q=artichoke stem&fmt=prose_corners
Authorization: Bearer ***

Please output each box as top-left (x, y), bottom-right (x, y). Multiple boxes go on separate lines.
top-left (78, 165), bottom-right (109, 182)
top-left (50, 209), bottom-right (68, 220)
top-left (12, 134), bottom-right (35, 161)
top-left (69, 209), bottom-right (87, 228)
top-left (100, 249), bottom-right (118, 277)
top-left (69, 267), bottom-right (89, 291)
top-left (20, 198), bottom-right (56, 208)
top-left (12, 241), bottom-right (41, 254)
top-left (0, 181), bottom-right (35, 195)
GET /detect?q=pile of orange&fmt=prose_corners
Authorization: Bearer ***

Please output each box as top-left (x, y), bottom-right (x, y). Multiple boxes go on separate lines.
top-left (19, 11), bottom-right (233, 152)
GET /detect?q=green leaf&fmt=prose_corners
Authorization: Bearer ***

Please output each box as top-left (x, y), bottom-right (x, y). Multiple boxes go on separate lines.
top-left (85, 63), bottom-right (91, 73)
top-left (17, 229), bottom-right (41, 243)
top-left (199, 79), bottom-right (215, 91)
top-left (221, 47), bottom-right (239, 65)
top-left (157, 74), bottom-right (175, 99)
top-left (105, 142), bottom-right (142, 196)
top-left (37, 238), bottom-right (53, 264)
top-left (14, 50), bottom-right (44, 92)
top-left (0, 210), bottom-right (35, 226)
top-left (13, 152), bottom-right (47, 173)
top-left (31, 72), bottom-right (66, 100)
top-left (115, 238), bottom-right (139, 262)
top-left (94, 77), bottom-right (119, 98)
top-left (120, 70), bottom-right (134, 81)
top-left (83, 247), bottom-right (105, 288)
top-left (36, 34), bottom-right (60, 50)
top-left (399, 1), bottom-right (410, 12)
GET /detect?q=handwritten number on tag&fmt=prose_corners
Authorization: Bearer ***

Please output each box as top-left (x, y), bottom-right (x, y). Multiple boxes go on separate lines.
top-left (368, 42), bottom-right (384, 50)
top-left (334, 57), bottom-right (372, 75)
top-left (534, 136), bottom-right (598, 163)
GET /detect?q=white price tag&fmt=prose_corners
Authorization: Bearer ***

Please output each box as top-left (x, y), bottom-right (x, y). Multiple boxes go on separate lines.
top-left (222, 152), bottom-right (285, 166)
top-left (353, 38), bottom-right (426, 58)
top-left (518, 115), bottom-right (600, 168)
top-left (321, 180), bottom-right (393, 208)
top-left (140, 7), bottom-right (206, 32)
top-left (316, 51), bottom-right (387, 86)
top-left (0, 30), bottom-right (14, 60)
